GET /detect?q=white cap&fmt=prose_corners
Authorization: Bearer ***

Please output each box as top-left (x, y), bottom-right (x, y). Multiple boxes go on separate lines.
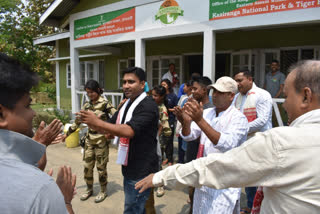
top-left (209, 76), bottom-right (238, 94)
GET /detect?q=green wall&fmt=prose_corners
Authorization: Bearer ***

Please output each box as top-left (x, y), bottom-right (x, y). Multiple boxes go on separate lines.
top-left (57, 24), bottom-right (320, 109)
top-left (105, 55), bottom-right (120, 90)
top-left (146, 35), bottom-right (203, 55)
top-left (216, 25), bottom-right (320, 50)
top-left (61, 0), bottom-right (124, 26)
top-left (59, 61), bottom-right (72, 109)
top-left (59, 39), bottom-right (70, 57)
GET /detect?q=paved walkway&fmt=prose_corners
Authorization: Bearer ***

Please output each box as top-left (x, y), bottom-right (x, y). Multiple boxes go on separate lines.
top-left (46, 143), bottom-right (191, 214)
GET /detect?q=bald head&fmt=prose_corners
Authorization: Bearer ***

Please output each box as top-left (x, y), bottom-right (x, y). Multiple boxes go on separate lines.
top-left (283, 60), bottom-right (320, 124)
top-left (290, 60), bottom-right (320, 102)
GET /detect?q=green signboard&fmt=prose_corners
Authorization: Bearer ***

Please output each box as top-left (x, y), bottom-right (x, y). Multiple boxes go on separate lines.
top-left (209, 0), bottom-right (320, 20)
top-left (74, 7), bottom-right (135, 40)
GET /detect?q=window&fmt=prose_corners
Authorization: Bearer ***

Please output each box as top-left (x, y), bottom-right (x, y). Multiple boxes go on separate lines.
top-left (66, 64), bottom-right (71, 88)
top-left (264, 52), bottom-right (279, 74)
top-left (99, 60), bottom-right (105, 88)
top-left (118, 59), bottom-right (135, 88)
top-left (67, 61), bottom-right (104, 89)
top-left (280, 50), bottom-right (298, 75)
top-left (301, 49), bottom-right (314, 60)
top-left (280, 48), bottom-right (315, 75)
top-left (231, 52), bottom-right (255, 76)
top-left (80, 62), bottom-right (86, 86)
top-left (152, 60), bottom-right (159, 86)
top-left (149, 57), bottom-right (181, 88)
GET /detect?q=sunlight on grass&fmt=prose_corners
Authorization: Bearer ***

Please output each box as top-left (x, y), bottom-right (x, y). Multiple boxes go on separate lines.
top-left (32, 103), bottom-right (57, 113)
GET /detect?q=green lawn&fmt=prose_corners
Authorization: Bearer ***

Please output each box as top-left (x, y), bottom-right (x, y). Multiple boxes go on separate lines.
top-left (32, 103), bottom-right (57, 113)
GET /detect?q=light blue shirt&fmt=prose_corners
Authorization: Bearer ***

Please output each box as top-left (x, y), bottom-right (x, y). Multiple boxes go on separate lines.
top-left (0, 129), bottom-right (68, 214)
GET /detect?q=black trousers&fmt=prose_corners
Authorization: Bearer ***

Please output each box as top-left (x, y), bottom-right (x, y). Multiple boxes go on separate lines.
top-left (186, 139), bottom-right (199, 163)
top-left (160, 121), bottom-right (175, 163)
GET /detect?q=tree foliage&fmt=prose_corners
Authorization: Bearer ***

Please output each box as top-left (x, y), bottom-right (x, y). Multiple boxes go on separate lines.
top-left (0, 0), bottom-right (57, 83)
top-left (0, 0), bottom-right (20, 14)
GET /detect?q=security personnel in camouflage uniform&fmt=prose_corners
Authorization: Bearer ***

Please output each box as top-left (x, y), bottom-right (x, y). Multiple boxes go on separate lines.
top-left (67, 80), bottom-right (116, 203)
top-left (158, 103), bottom-right (172, 138)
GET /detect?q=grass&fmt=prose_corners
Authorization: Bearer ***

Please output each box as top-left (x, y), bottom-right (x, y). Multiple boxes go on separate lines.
top-left (32, 103), bottom-right (57, 113)
top-left (31, 103), bottom-right (72, 129)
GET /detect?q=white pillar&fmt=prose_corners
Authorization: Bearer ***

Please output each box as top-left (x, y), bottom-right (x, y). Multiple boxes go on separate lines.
top-left (70, 48), bottom-right (80, 114)
top-left (55, 40), bottom-right (60, 109)
top-left (135, 38), bottom-right (146, 70)
top-left (203, 30), bottom-right (216, 82)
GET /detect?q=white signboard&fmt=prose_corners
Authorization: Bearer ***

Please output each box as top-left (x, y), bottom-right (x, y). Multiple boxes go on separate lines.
top-left (136, 0), bottom-right (209, 32)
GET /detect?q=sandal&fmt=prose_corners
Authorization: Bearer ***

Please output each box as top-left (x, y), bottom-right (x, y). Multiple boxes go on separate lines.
top-left (94, 191), bottom-right (108, 203)
top-left (240, 207), bottom-right (251, 214)
top-left (80, 190), bottom-right (93, 201)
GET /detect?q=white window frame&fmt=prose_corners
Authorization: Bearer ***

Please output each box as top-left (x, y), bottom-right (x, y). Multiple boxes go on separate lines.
top-left (260, 49), bottom-right (280, 87)
top-left (79, 61), bottom-right (100, 89)
top-left (98, 60), bottom-right (105, 89)
top-left (68, 60), bottom-right (102, 89)
top-left (146, 55), bottom-right (183, 89)
top-left (230, 50), bottom-right (252, 77)
top-left (118, 58), bottom-right (135, 89)
top-left (66, 63), bottom-right (71, 88)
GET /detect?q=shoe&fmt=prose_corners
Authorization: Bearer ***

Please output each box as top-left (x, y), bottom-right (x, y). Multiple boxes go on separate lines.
top-left (94, 192), bottom-right (108, 203)
top-left (162, 159), bottom-right (168, 166)
top-left (156, 186), bottom-right (165, 197)
top-left (80, 190), bottom-right (93, 201)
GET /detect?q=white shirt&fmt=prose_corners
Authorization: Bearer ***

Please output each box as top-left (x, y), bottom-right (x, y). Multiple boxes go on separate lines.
top-left (153, 109), bottom-right (320, 214)
top-left (162, 71), bottom-right (180, 94)
top-left (234, 84), bottom-right (273, 134)
top-left (162, 71), bottom-right (173, 82)
top-left (180, 105), bottom-right (249, 214)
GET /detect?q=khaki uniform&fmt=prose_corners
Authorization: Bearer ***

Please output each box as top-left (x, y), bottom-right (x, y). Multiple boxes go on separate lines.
top-left (67, 96), bottom-right (116, 192)
top-left (158, 103), bottom-right (172, 137)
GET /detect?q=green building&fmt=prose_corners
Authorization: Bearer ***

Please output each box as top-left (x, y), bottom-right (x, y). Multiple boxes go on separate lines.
top-left (34, 0), bottom-right (320, 116)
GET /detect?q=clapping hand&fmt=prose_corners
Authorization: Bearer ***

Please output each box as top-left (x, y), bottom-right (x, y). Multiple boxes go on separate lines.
top-left (183, 98), bottom-right (203, 123)
top-left (169, 106), bottom-right (192, 124)
top-left (33, 119), bottom-right (63, 146)
top-left (56, 166), bottom-right (77, 204)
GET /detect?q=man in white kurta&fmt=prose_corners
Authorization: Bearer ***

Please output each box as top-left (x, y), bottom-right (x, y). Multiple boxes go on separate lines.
top-left (135, 60), bottom-right (320, 214)
top-left (180, 77), bottom-right (249, 214)
top-left (183, 105), bottom-right (248, 213)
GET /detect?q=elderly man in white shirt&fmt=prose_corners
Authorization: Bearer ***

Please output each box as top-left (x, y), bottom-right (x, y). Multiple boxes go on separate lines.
top-left (136, 60), bottom-right (320, 214)
top-left (168, 77), bottom-right (249, 214)
top-left (233, 70), bottom-right (273, 213)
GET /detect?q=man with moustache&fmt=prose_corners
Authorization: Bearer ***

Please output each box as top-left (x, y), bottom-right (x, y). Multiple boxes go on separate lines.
top-left (170, 77), bottom-right (249, 213)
